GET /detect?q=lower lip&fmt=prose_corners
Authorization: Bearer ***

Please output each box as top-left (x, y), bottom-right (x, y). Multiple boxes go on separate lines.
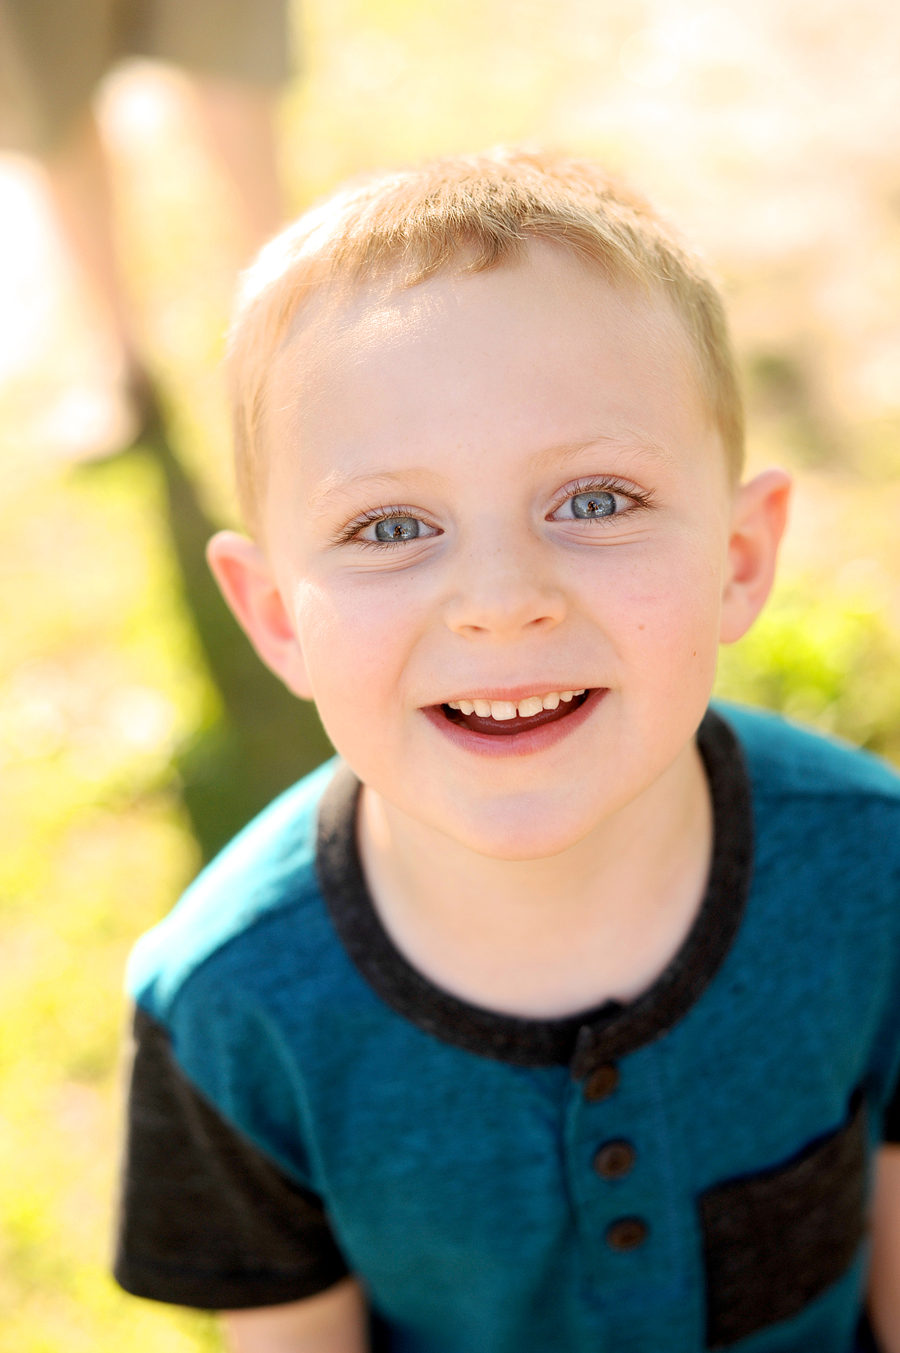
top-left (421, 688), bottom-right (607, 758)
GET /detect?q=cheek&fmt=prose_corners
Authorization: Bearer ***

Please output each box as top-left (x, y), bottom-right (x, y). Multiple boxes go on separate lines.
top-left (290, 574), bottom-right (420, 711)
top-left (588, 536), bottom-right (723, 676)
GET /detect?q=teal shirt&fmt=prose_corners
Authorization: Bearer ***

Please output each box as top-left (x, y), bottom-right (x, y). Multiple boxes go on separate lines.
top-left (119, 705), bottom-right (900, 1351)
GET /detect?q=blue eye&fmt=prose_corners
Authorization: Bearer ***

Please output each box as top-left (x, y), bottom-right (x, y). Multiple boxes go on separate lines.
top-left (374, 516), bottom-right (421, 542)
top-left (571, 490), bottom-right (617, 518)
top-left (347, 510), bottom-right (439, 547)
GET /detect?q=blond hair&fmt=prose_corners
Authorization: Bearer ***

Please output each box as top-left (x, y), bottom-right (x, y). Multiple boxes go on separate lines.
top-left (226, 148), bottom-right (744, 534)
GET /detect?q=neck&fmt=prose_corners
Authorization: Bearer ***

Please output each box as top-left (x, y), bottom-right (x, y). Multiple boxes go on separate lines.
top-left (357, 740), bottom-right (713, 1019)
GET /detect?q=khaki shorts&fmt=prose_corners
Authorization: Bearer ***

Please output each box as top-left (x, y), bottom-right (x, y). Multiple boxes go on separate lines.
top-left (0, 0), bottom-right (293, 152)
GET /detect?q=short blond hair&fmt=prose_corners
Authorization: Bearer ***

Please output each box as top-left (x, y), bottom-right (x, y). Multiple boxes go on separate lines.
top-left (226, 148), bottom-right (744, 535)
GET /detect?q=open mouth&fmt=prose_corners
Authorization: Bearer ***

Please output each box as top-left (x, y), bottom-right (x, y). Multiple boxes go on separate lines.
top-left (440, 689), bottom-right (592, 737)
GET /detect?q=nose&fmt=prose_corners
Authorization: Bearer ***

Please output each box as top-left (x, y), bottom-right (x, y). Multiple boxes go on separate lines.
top-left (442, 543), bottom-right (566, 641)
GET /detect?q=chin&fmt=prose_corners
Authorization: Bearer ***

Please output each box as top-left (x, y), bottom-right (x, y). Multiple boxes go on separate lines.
top-left (446, 798), bottom-right (599, 861)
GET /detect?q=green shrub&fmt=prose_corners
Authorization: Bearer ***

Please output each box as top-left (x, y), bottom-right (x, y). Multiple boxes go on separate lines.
top-left (716, 570), bottom-right (900, 764)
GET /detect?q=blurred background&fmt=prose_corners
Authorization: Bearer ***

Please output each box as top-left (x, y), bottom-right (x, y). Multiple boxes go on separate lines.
top-left (1, 0), bottom-right (899, 1347)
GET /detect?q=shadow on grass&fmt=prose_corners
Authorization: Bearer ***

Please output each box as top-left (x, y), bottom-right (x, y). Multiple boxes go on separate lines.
top-left (81, 414), bottom-right (334, 865)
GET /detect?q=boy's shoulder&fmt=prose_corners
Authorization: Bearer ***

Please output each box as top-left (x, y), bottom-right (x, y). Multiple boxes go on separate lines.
top-left (716, 699), bottom-right (900, 806)
top-left (127, 757), bottom-right (341, 1023)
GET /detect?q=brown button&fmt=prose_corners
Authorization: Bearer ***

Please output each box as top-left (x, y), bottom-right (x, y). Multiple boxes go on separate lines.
top-left (605, 1217), bottom-right (648, 1251)
top-left (583, 1063), bottom-right (619, 1102)
top-left (593, 1139), bottom-right (636, 1180)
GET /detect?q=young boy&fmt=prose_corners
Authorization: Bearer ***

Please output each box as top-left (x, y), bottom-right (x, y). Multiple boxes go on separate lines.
top-left (114, 149), bottom-right (900, 1352)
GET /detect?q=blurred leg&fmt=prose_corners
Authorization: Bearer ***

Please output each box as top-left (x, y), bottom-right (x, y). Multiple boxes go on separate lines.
top-left (191, 75), bottom-right (285, 257)
top-left (40, 100), bottom-right (161, 433)
top-left (41, 104), bottom-right (140, 377)
top-left (39, 68), bottom-right (287, 436)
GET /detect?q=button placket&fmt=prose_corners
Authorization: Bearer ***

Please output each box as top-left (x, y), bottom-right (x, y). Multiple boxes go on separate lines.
top-left (574, 1058), bottom-right (652, 1259)
top-left (565, 1042), bottom-right (697, 1349)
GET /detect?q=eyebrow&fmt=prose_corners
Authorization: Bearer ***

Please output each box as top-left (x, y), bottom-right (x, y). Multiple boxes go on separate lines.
top-left (527, 431), bottom-right (676, 472)
top-left (306, 431), bottom-right (674, 514)
top-left (305, 467), bottom-right (449, 515)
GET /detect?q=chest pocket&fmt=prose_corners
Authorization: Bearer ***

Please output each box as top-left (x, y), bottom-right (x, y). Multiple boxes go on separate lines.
top-left (698, 1093), bottom-right (868, 1348)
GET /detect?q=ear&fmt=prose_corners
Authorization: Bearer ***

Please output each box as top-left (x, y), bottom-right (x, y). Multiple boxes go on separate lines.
top-left (206, 530), bottom-right (313, 699)
top-left (719, 468), bottom-right (792, 644)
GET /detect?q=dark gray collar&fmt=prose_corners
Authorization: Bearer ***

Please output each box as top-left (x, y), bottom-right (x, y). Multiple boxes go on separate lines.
top-left (316, 708), bottom-right (753, 1077)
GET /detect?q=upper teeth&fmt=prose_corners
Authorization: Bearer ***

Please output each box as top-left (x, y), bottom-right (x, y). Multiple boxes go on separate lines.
top-left (447, 690), bottom-right (586, 720)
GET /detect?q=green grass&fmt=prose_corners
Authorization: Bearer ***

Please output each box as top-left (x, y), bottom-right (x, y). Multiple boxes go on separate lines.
top-left (0, 456), bottom-right (220, 1349)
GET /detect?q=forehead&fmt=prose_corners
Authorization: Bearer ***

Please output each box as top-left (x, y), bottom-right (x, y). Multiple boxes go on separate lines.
top-left (262, 243), bottom-right (719, 512)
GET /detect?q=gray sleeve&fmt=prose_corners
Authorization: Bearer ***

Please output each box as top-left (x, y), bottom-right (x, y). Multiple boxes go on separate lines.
top-left (114, 1006), bottom-right (349, 1310)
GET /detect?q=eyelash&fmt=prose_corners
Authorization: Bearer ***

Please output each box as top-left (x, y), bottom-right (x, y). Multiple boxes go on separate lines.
top-left (334, 506), bottom-right (437, 549)
top-left (336, 477), bottom-right (653, 547)
top-left (547, 476), bottom-right (653, 520)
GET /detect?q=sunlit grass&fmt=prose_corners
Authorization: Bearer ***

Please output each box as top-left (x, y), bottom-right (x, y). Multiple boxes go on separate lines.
top-left (0, 451), bottom-right (218, 1348)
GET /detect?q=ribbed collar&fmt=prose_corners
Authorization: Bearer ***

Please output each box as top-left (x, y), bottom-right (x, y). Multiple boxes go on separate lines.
top-left (316, 708), bottom-right (753, 1076)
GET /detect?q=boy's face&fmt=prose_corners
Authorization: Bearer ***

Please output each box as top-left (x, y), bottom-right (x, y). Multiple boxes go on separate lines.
top-left (246, 245), bottom-right (758, 858)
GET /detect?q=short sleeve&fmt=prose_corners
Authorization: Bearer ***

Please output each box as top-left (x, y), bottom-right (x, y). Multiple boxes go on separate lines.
top-left (114, 1006), bottom-right (349, 1310)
